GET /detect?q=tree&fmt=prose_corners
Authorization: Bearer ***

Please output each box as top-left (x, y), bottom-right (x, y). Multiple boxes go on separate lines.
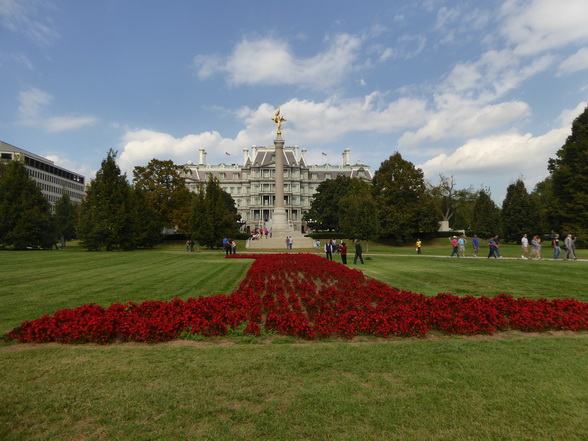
top-left (531, 177), bottom-right (558, 233)
top-left (133, 159), bottom-right (191, 234)
top-left (338, 179), bottom-right (380, 242)
top-left (78, 149), bottom-right (136, 251)
top-left (471, 189), bottom-right (502, 238)
top-left (303, 175), bottom-right (351, 231)
top-left (501, 179), bottom-right (539, 241)
top-left (189, 177), bottom-right (238, 249)
top-left (0, 160), bottom-right (55, 249)
top-left (372, 152), bottom-right (439, 242)
top-left (430, 174), bottom-right (457, 224)
top-left (548, 105), bottom-right (588, 237)
top-left (450, 187), bottom-right (478, 231)
top-left (131, 186), bottom-right (164, 248)
top-left (54, 192), bottom-right (78, 241)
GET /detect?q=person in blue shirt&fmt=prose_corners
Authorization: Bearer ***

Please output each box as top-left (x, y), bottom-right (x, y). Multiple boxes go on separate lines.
top-left (472, 235), bottom-right (479, 257)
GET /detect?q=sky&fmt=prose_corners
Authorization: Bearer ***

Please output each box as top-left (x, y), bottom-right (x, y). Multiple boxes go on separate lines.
top-left (1, 0), bottom-right (587, 202)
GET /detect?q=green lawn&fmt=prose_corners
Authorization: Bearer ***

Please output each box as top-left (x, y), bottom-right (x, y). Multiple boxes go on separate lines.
top-left (1, 244), bottom-right (587, 441)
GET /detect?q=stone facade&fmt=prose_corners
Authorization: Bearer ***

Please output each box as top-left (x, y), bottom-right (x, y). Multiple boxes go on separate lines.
top-left (183, 145), bottom-right (372, 233)
top-left (0, 140), bottom-right (86, 207)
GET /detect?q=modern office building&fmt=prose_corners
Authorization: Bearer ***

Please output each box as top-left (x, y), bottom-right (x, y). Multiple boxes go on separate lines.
top-left (0, 141), bottom-right (85, 206)
top-left (183, 145), bottom-right (372, 233)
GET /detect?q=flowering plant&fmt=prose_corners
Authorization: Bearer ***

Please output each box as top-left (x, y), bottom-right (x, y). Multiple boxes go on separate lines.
top-left (5, 254), bottom-right (588, 343)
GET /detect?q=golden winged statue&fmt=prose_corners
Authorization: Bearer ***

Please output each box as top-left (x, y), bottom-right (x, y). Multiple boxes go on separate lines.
top-left (272, 106), bottom-right (287, 135)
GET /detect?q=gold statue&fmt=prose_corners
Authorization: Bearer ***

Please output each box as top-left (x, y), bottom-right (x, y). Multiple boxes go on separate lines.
top-left (272, 106), bottom-right (287, 135)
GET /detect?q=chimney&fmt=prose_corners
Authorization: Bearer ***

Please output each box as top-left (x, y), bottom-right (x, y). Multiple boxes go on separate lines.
top-left (199, 148), bottom-right (206, 166)
top-left (343, 148), bottom-right (350, 166)
top-left (243, 148), bottom-right (249, 165)
top-left (301, 148), bottom-right (307, 163)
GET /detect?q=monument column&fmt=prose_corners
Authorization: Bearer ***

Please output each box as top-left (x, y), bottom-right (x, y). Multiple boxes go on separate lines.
top-left (271, 107), bottom-right (289, 234)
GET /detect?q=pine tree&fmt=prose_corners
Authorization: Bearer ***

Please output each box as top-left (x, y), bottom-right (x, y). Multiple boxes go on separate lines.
top-left (78, 149), bottom-right (136, 251)
top-left (54, 192), bottom-right (78, 242)
top-left (501, 179), bottom-right (539, 240)
top-left (548, 105), bottom-right (588, 237)
top-left (189, 177), bottom-right (238, 249)
top-left (0, 160), bottom-right (55, 249)
top-left (472, 189), bottom-right (502, 238)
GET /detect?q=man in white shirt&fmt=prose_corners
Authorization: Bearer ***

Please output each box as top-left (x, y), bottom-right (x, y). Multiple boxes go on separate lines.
top-left (521, 234), bottom-right (529, 259)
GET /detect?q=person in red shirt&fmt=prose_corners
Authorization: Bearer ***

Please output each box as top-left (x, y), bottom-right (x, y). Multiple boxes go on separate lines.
top-left (339, 241), bottom-right (348, 264)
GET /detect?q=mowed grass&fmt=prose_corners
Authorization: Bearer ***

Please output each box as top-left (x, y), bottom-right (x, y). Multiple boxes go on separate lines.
top-left (1, 244), bottom-right (588, 441)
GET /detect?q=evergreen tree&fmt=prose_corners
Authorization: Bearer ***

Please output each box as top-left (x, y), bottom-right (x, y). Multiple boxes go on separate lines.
top-left (189, 177), bottom-right (238, 249)
top-left (54, 192), bottom-right (78, 242)
top-left (131, 186), bottom-right (163, 248)
top-left (339, 179), bottom-right (380, 242)
top-left (372, 152), bottom-right (439, 242)
top-left (531, 177), bottom-right (558, 234)
top-left (78, 149), bottom-right (136, 251)
top-left (0, 160), bottom-right (55, 249)
top-left (548, 105), bottom-right (588, 237)
top-left (472, 189), bottom-right (502, 238)
top-left (501, 179), bottom-right (539, 241)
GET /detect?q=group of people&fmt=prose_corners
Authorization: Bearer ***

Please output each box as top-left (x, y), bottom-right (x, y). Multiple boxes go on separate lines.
top-left (323, 239), bottom-right (364, 264)
top-left (521, 233), bottom-right (578, 260)
top-left (285, 236), bottom-right (294, 249)
top-left (222, 237), bottom-right (237, 255)
top-left (250, 227), bottom-right (272, 240)
top-left (431, 233), bottom-right (580, 260)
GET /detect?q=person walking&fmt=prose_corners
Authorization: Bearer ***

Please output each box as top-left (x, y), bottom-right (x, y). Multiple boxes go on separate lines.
top-left (458, 235), bottom-right (467, 257)
top-left (472, 235), bottom-right (479, 257)
top-left (353, 239), bottom-right (364, 264)
top-left (416, 238), bottom-right (422, 255)
top-left (488, 236), bottom-right (499, 258)
top-left (450, 236), bottom-right (460, 257)
top-left (521, 233), bottom-right (529, 259)
top-left (340, 241), bottom-right (348, 264)
top-left (563, 234), bottom-right (578, 260)
top-left (529, 235), bottom-right (542, 259)
top-left (552, 234), bottom-right (561, 260)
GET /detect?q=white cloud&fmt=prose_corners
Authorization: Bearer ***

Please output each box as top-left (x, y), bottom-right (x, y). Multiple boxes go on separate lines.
top-left (399, 96), bottom-right (531, 145)
top-left (194, 33), bottom-right (363, 89)
top-left (558, 47), bottom-right (588, 75)
top-left (415, 101), bottom-right (588, 197)
top-left (0, 0), bottom-right (59, 45)
top-left (501, 0), bottom-right (588, 56)
top-left (17, 87), bottom-right (98, 132)
top-left (18, 87), bottom-right (51, 121)
top-left (44, 116), bottom-right (98, 132)
top-left (117, 94), bottom-right (430, 173)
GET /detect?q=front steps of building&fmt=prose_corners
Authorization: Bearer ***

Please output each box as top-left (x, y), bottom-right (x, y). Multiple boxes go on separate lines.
top-left (246, 234), bottom-right (315, 250)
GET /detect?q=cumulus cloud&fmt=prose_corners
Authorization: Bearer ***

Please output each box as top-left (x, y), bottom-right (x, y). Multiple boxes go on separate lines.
top-left (116, 94), bottom-right (430, 173)
top-left (399, 96), bottom-right (531, 145)
top-left (193, 33), bottom-right (364, 89)
top-left (501, 0), bottom-right (588, 56)
top-left (416, 101), bottom-right (588, 197)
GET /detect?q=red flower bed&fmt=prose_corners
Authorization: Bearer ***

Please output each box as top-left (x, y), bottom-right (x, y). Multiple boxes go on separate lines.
top-left (5, 254), bottom-right (588, 343)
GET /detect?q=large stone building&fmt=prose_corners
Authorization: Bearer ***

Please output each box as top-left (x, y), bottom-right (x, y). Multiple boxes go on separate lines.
top-left (184, 145), bottom-right (372, 233)
top-left (0, 141), bottom-right (86, 206)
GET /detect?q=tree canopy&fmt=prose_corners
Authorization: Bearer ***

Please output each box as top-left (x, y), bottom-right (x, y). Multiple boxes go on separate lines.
top-left (372, 152), bottom-right (439, 241)
top-left (0, 160), bottom-right (55, 249)
top-left (78, 149), bottom-right (135, 251)
top-left (548, 104), bottom-right (588, 236)
top-left (303, 175), bottom-right (351, 231)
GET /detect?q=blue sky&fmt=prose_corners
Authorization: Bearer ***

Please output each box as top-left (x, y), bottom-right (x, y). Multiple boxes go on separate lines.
top-left (1, 0), bottom-right (587, 202)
